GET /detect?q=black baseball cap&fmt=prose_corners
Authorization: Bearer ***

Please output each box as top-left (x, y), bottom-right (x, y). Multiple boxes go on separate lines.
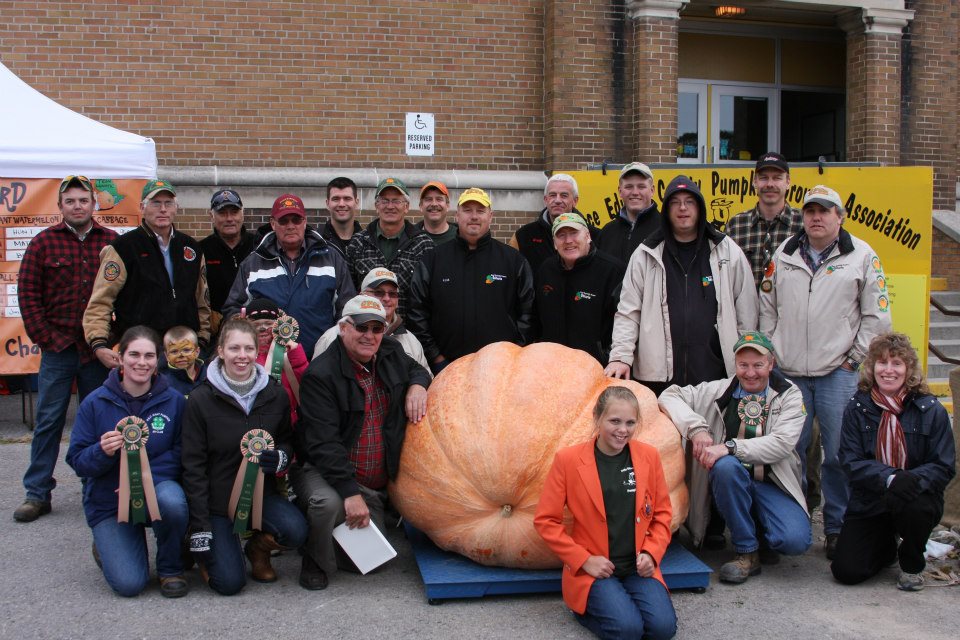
top-left (211, 189), bottom-right (243, 212)
top-left (755, 152), bottom-right (789, 174)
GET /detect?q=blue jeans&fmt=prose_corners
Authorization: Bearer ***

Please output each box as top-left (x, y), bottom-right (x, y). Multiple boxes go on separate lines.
top-left (205, 493), bottom-right (308, 595)
top-left (576, 574), bottom-right (677, 640)
top-left (709, 456), bottom-right (811, 555)
top-left (91, 480), bottom-right (188, 597)
top-left (791, 367), bottom-right (858, 534)
top-left (23, 345), bottom-right (108, 502)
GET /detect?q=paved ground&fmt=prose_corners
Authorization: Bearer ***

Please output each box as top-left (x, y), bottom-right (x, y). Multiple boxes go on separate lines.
top-left (0, 392), bottom-right (956, 640)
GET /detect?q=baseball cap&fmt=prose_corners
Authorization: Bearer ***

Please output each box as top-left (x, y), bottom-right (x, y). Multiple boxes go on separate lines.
top-left (142, 179), bottom-right (177, 200)
top-left (211, 189), bottom-right (243, 212)
top-left (271, 194), bottom-right (306, 220)
top-left (245, 297), bottom-right (281, 322)
top-left (755, 152), bottom-right (789, 174)
top-left (59, 175), bottom-right (95, 194)
top-left (420, 181), bottom-right (449, 199)
top-left (619, 162), bottom-right (654, 180)
top-left (376, 177), bottom-right (410, 199)
top-left (802, 185), bottom-right (843, 211)
top-left (551, 212), bottom-right (589, 236)
top-left (458, 187), bottom-right (492, 208)
top-left (733, 331), bottom-right (775, 356)
top-left (360, 268), bottom-right (399, 291)
top-left (341, 294), bottom-right (387, 325)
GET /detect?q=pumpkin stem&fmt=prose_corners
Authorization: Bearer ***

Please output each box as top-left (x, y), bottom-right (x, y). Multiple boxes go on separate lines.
top-left (500, 504), bottom-right (513, 518)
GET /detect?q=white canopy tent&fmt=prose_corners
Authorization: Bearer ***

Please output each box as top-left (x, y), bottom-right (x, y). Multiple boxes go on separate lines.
top-left (0, 62), bottom-right (156, 178)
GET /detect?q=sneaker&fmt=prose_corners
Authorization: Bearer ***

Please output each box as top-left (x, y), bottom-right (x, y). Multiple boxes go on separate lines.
top-left (896, 571), bottom-right (924, 592)
top-left (159, 575), bottom-right (189, 598)
top-left (824, 534), bottom-right (839, 560)
top-left (13, 500), bottom-right (51, 523)
top-left (299, 555), bottom-right (328, 591)
top-left (719, 552), bottom-right (761, 584)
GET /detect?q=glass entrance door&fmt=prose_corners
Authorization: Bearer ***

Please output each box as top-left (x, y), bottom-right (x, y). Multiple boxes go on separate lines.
top-left (710, 85), bottom-right (777, 163)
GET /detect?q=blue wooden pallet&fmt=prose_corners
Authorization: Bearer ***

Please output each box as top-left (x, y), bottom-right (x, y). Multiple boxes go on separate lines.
top-left (404, 523), bottom-right (711, 603)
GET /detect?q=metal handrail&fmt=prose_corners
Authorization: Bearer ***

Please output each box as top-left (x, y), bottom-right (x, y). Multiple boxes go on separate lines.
top-left (931, 296), bottom-right (960, 317)
top-left (929, 296), bottom-right (960, 365)
top-left (929, 342), bottom-right (960, 367)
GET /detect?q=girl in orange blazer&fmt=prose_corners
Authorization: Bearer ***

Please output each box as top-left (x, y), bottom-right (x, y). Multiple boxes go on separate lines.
top-left (534, 387), bottom-right (676, 640)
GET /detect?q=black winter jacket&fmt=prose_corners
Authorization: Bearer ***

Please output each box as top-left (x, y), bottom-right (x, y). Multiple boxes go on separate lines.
top-left (181, 375), bottom-right (293, 533)
top-left (407, 233), bottom-right (535, 362)
top-left (839, 389), bottom-right (955, 518)
top-left (596, 204), bottom-right (660, 264)
top-left (200, 228), bottom-right (257, 313)
top-left (534, 248), bottom-right (626, 364)
top-left (296, 337), bottom-right (431, 499)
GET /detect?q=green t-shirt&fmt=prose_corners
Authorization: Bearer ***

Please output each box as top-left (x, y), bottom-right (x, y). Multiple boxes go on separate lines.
top-left (425, 222), bottom-right (458, 246)
top-left (375, 224), bottom-right (404, 263)
top-left (594, 444), bottom-right (637, 578)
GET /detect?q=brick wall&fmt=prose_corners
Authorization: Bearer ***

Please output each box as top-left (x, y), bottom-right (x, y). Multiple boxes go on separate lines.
top-left (846, 31), bottom-right (902, 165)
top-left (932, 227), bottom-right (960, 289)
top-left (901, 0), bottom-right (959, 210)
top-left (544, 0), bottom-right (629, 167)
top-left (0, 1), bottom-right (544, 170)
top-left (630, 17), bottom-right (678, 163)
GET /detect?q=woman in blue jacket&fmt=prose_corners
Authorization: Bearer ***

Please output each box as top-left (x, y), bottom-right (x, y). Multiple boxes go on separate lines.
top-left (832, 332), bottom-right (956, 591)
top-left (66, 326), bottom-right (189, 598)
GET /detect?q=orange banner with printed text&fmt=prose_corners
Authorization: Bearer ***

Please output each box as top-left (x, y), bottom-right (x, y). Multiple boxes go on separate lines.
top-left (0, 177), bottom-right (144, 375)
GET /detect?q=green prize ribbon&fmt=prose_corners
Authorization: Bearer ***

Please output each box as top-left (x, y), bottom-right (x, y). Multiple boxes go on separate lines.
top-left (229, 429), bottom-right (274, 534)
top-left (273, 315), bottom-right (299, 346)
top-left (116, 416), bottom-right (161, 524)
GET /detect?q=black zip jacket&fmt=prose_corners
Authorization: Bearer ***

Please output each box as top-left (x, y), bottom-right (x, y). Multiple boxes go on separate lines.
top-left (200, 227), bottom-right (257, 313)
top-left (181, 376), bottom-right (293, 533)
top-left (407, 233), bottom-right (535, 362)
top-left (296, 337), bottom-right (432, 499)
top-left (534, 248), bottom-right (626, 364)
top-left (320, 219), bottom-right (362, 258)
top-left (597, 204), bottom-right (660, 263)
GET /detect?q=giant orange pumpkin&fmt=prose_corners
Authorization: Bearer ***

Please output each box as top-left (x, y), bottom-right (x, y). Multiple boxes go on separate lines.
top-left (390, 342), bottom-right (688, 569)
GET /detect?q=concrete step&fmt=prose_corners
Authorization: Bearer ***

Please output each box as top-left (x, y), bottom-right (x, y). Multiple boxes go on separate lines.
top-left (927, 355), bottom-right (957, 380)
top-left (928, 380), bottom-right (953, 414)
top-left (928, 307), bottom-right (960, 323)
top-left (931, 291), bottom-right (960, 308)
top-left (930, 339), bottom-right (960, 358)
top-left (929, 321), bottom-right (960, 341)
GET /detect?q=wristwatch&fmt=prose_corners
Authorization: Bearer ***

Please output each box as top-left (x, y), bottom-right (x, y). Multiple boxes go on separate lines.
top-left (724, 440), bottom-right (737, 457)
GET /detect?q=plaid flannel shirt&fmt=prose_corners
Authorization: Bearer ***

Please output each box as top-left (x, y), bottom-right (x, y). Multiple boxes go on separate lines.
top-left (349, 360), bottom-right (389, 489)
top-left (18, 221), bottom-right (118, 362)
top-left (725, 205), bottom-right (802, 288)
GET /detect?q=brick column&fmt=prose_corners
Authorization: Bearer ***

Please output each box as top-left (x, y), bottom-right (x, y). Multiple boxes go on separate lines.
top-left (626, 0), bottom-right (688, 163)
top-left (901, 0), bottom-right (959, 211)
top-left (841, 8), bottom-right (914, 166)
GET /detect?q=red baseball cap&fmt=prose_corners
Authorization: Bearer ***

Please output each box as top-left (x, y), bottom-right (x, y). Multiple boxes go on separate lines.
top-left (271, 194), bottom-right (306, 219)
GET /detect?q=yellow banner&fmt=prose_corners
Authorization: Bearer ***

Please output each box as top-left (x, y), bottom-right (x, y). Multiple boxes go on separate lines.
top-left (567, 166), bottom-right (933, 366)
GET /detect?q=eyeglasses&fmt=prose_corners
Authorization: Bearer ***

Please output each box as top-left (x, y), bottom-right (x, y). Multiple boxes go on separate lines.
top-left (347, 321), bottom-right (386, 334)
top-left (368, 289), bottom-right (400, 300)
top-left (147, 200), bottom-right (177, 210)
top-left (377, 198), bottom-right (407, 207)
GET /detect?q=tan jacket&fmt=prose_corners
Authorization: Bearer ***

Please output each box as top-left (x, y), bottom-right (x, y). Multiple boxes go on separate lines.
top-left (658, 372), bottom-right (807, 546)
top-left (758, 229), bottom-right (892, 377)
top-left (609, 235), bottom-right (758, 382)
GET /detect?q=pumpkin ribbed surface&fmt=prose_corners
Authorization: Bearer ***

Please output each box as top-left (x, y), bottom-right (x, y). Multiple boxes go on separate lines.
top-left (390, 342), bottom-right (689, 569)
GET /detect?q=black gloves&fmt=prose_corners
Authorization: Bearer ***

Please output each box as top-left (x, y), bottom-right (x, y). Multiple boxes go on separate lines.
top-left (258, 449), bottom-right (288, 476)
top-left (884, 470), bottom-right (921, 514)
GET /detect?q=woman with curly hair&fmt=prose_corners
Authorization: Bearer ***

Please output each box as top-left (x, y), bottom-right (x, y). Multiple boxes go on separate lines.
top-left (831, 332), bottom-right (956, 591)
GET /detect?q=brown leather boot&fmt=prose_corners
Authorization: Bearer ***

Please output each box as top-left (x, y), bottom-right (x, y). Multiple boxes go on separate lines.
top-left (244, 532), bottom-right (282, 583)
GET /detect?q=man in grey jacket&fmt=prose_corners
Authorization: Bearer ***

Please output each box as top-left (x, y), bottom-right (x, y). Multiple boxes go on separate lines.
top-left (659, 331), bottom-right (811, 584)
top-left (759, 184), bottom-right (892, 559)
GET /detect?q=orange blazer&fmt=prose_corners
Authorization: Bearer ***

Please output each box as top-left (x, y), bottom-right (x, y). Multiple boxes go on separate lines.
top-left (534, 439), bottom-right (673, 615)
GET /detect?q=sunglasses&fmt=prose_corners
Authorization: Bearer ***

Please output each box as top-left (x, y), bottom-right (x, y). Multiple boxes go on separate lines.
top-left (348, 321), bottom-right (386, 335)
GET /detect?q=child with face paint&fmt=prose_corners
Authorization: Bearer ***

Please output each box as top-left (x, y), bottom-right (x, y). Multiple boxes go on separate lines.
top-left (160, 326), bottom-right (207, 397)
top-left (244, 298), bottom-right (308, 426)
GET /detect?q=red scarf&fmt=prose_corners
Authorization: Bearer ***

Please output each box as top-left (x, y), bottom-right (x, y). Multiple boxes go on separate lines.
top-left (870, 386), bottom-right (908, 469)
